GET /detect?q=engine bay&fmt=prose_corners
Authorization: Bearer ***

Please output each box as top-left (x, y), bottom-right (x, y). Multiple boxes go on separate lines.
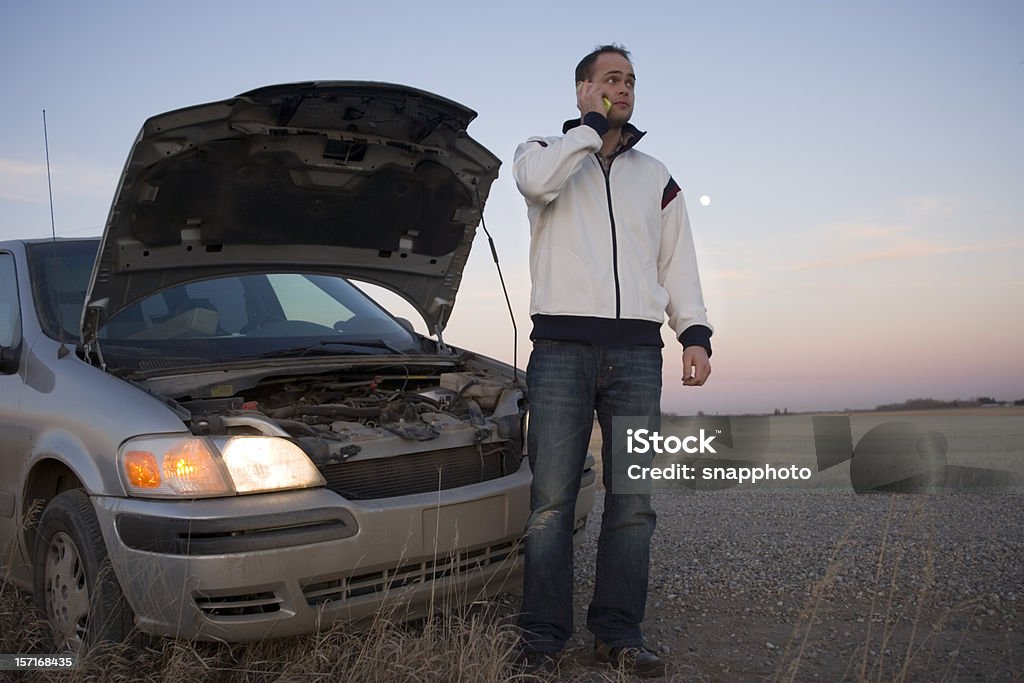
top-left (148, 360), bottom-right (527, 500)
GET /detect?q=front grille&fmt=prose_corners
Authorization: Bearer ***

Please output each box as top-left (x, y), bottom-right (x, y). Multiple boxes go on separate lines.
top-left (320, 444), bottom-right (520, 500)
top-left (194, 590), bottom-right (282, 617)
top-left (302, 538), bottom-right (522, 606)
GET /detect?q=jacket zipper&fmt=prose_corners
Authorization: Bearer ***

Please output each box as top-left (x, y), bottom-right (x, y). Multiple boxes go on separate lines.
top-left (599, 156), bottom-right (621, 320)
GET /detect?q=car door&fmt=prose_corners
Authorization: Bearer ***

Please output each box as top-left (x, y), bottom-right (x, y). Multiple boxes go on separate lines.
top-left (0, 250), bottom-right (27, 556)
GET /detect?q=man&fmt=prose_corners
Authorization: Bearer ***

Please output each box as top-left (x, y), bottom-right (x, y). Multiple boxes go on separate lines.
top-left (512, 44), bottom-right (713, 677)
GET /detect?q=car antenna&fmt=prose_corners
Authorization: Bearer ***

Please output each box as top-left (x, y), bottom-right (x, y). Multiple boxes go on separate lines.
top-left (43, 109), bottom-right (71, 360)
top-left (473, 181), bottom-right (524, 389)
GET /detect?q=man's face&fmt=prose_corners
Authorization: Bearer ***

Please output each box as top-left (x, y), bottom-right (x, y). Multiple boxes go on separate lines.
top-left (587, 52), bottom-right (636, 125)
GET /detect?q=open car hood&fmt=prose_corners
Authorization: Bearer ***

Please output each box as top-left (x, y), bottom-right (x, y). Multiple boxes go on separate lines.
top-left (82, 81), bottom-right (501, 344)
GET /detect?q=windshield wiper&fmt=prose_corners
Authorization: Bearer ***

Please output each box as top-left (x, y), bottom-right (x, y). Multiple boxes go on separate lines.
top-left (231, 339), bottom-right (408, 360)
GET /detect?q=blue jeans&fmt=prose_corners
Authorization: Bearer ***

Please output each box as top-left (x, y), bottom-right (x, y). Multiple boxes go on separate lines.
top-left (518, 340), bottom-right (661, 652)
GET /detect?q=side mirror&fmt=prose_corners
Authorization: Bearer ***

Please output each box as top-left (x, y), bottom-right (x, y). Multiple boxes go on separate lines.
top-left (0, 344), bottom-right (19, 375)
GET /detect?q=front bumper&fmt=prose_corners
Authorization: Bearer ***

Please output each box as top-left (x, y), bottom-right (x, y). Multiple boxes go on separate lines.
top-left (92, 460), bottom-right (596, 641)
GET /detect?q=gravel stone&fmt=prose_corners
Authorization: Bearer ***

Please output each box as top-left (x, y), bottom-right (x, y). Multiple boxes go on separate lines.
top-left (558, 491), bottom-right (1024, 681)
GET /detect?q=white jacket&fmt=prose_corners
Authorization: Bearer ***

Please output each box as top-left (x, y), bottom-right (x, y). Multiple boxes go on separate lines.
top-left (513, 115), bottom-right (712, 351)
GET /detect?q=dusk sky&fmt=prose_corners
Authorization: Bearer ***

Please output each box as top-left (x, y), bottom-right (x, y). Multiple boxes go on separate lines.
top-left (2, 1), bottom-right (1021, 414)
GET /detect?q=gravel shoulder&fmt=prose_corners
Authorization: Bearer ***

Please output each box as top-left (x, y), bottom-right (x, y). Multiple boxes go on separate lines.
top-left (549, 491), bottom-right (1023, 682)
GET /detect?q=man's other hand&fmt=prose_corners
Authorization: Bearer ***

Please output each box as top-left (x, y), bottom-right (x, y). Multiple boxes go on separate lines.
top-left (681, 346), bottom-right (711, 386)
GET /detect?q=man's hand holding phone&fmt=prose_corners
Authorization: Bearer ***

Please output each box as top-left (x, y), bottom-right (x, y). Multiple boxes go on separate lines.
top-left (576, 80), bottom-right (612, 117)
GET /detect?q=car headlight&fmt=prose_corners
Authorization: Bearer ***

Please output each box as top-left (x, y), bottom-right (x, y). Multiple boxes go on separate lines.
top-left (118, 435), bottom-right (325, 498)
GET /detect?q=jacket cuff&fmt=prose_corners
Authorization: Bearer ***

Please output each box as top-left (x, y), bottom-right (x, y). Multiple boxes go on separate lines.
top-left (581, 111), bottom-right (610, 137)
top-left (679, 324), bottom-right (713, 357)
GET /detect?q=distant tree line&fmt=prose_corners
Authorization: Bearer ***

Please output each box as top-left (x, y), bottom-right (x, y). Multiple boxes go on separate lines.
top-left (874, 397), bottom-right (1014, 411)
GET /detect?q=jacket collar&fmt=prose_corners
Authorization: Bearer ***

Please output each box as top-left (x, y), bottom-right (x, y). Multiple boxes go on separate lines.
top-left (562, 118), bottom-right (646, 154)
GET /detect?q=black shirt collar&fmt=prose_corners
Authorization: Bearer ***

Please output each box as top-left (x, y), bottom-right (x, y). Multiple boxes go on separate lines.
top-left (562, 117), bottom-right (647, 154)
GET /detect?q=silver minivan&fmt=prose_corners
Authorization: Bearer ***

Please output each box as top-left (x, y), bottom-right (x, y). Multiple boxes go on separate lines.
top-left (0, 82), bottom-right (596, 650)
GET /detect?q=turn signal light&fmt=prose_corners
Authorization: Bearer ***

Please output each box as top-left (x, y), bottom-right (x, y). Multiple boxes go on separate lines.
top-left (118, 436), bottom-right (231, 498)
top-left (160, 439), bottom-right (224, 494)
top-left (123, 450), bottom-right (161, 489)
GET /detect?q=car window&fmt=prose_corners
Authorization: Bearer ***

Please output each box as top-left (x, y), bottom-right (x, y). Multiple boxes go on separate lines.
top-left (268, 274), bottom-right (356, 329)
top-left (0, 253), bottom-right (21, 347)
top-left (180, 277), bottom-right (249, 333)
top-left (98, 272), bottom-right (418, 366)
top-left (25, 240), bottom-right (97, 341)
top-left (23, 241), bottom-right (423, 367)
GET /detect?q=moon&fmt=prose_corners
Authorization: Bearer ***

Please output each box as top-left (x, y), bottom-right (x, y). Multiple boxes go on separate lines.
top-left (699, 195), bottom-right (712, 207)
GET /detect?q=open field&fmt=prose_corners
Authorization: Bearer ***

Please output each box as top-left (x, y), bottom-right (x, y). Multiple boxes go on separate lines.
top-left (563, 407), bottom-right (1023, 680)
top-left (587, 407), bottom-right (1024, 494)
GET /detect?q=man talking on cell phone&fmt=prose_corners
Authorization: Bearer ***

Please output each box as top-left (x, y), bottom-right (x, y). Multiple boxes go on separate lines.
top-left (511, 44), bottom-right (713, 678)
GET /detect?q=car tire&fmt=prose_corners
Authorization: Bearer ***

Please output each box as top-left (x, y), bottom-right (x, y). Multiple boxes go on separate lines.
top-left (33, 489), bottom-right (135, 651)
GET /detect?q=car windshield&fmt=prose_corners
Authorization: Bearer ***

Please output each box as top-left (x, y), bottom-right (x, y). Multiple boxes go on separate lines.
top-left (26, 240), bottom-right (421, 370)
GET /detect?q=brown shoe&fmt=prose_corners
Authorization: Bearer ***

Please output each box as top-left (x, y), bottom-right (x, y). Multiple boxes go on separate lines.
top-left (594, 640), bottom-right (666, 678)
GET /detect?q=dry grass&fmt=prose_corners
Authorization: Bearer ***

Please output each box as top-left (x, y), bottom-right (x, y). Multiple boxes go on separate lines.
top-left (0, 579), bottom-right (534, 682)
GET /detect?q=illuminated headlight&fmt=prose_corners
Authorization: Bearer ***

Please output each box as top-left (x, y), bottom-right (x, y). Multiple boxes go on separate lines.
top-left (118, 435), bottom-right (325, 498)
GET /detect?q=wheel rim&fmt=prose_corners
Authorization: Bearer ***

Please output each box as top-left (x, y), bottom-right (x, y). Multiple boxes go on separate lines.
top-left (44, 531), bottom-right (89, 651)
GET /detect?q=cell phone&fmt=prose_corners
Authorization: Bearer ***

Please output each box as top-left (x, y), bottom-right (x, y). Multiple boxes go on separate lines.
top-left (577, 82), bottom-right (613, 113)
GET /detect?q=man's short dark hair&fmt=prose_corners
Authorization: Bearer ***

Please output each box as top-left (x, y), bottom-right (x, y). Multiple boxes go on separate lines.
top-left (575, 44), bottom-right (632, 83)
